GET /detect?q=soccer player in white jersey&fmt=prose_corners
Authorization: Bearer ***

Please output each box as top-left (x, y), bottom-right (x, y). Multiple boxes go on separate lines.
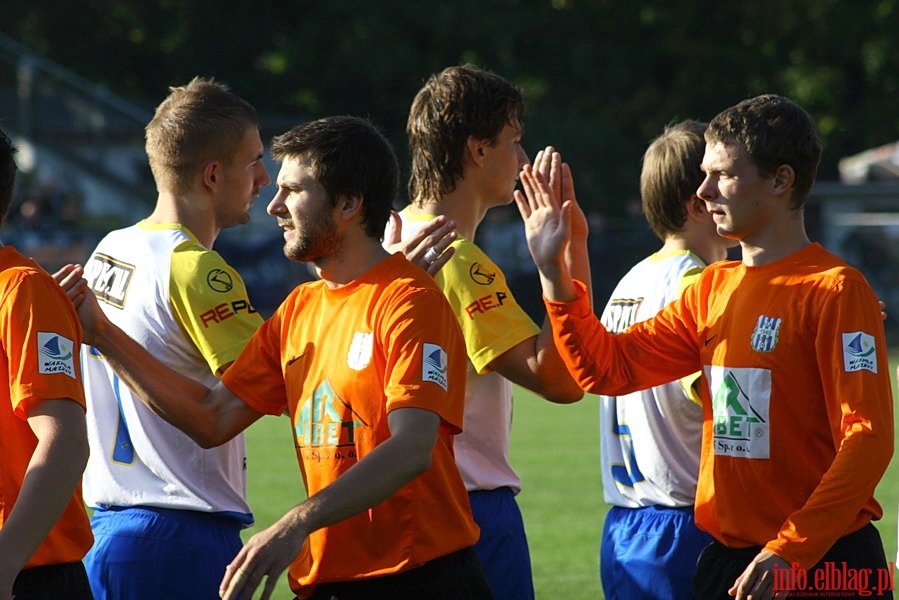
top-left (598, 121), bottom-right (735, 600)
top-left (64, 77), bottom-right (271, 600)
top-left (385, 64), bottom-right (586, 599)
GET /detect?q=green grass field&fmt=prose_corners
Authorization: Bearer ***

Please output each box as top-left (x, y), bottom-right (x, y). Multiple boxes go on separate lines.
top-left (242, 366), bottom-right (899, 599)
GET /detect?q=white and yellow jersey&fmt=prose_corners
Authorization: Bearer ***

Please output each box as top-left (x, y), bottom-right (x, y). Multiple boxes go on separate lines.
top-left (80, 221), bottom-right (263, 522)
top-left (385, 210), bottom-right (539, 493)
top-left (599, 250), bottom-right (706, 509)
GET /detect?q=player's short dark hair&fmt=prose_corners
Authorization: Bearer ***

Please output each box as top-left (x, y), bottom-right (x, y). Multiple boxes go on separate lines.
top-left (707, 94), bottom-right (821, 209)
top-left (271, 116), bottom-right (399, 239)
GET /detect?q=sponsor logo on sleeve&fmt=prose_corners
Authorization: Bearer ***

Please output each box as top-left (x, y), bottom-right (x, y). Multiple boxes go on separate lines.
top-left (464, 292), bottom-right (508, 319)
top-left (206, 269), bottom-right (234, 292)
top-left (842, 331), bottom-right (877, 373)
top-left (198, 299), bottom-right (258, 327)
top-left (422, 343), bottom-right (449, 391)
top-left (38, 332), bottom-right (76, 378)
top-left (469, 262), bottom-right (496, 285)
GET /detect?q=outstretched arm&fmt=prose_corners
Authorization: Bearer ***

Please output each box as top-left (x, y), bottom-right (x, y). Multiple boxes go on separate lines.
top-left (0, 399), bottom-right (88, 596)
top-left (488, 151), bottom-right (585, 403)
top-left (53, 264), bottom-right (263, 447)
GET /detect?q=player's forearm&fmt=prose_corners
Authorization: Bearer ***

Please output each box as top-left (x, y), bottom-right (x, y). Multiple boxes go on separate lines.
top-left (289, 413), bottom-right (436, 535)
top-left (565, 235), bottom-right (593, 308)
top-left (766, 427), bottom-right (892, 568)
top-left (90, 318), bottom-right (221, 444)
top-left (0, 413), bottom-right (87, 573)
top-left (531, 324), bottom-right (584, 403)
top-left (535, 258), bottom-right (579, 303)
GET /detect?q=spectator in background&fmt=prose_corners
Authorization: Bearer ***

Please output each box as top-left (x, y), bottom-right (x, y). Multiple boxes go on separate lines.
top-left (0, 127), bottom-right (93, 599)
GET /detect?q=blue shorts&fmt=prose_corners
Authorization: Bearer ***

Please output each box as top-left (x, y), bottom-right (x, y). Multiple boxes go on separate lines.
top-left (600, 504), bottom-right (713, 600)
top-left (469, 487), bottom-right (534, 600)
top-left (85, 506), bottom-right (243, 600)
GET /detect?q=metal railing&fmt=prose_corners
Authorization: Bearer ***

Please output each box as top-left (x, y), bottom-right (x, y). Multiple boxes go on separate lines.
top-left (0, 33), bottom-right (153, 206)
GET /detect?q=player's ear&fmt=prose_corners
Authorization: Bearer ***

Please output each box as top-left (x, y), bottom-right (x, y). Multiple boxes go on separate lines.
top-left (466, 136), bottom-right (489, 168)
top-left (203, 161), bottom-right (221, 190)
top-left (686, 195), bottom-right (709, 220)
top-left (772, 164), bottom-right (795, 196)
top-left (338, 194), bottom-right (363, 221)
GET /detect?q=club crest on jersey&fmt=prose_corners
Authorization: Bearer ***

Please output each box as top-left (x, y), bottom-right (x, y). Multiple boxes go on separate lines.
top-left (347, 332), bottom-right (373, 370)
top-left (422, 343), bottom-right (448, 390)
top-left (842, 331), bottom-right (877, 373)
top-left (37, 332), bottom-right (76, 378)
top-left (750, 315), bottom-right (782, 353)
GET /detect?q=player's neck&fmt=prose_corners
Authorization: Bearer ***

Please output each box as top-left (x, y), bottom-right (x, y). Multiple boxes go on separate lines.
top-left (739, 211), bottom-right (809, 267)
top-left (407, 185), bottom-right (485, 241)
top-left (147, 193), bottom-right (219, 249)
top-left (316, 235), bottom-right (390, 288)
top-left (661, 231), bottom-right (729, 266)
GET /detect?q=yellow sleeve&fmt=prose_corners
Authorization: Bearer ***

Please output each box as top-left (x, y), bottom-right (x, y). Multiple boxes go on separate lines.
top-left (168, 242), bottom-right (264, 375)
top-left (435, 239), bottom-right (539, 374)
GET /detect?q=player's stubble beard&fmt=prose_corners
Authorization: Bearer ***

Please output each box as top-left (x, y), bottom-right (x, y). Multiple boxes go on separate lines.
top-left (282, 208), bottom-right (341, 264)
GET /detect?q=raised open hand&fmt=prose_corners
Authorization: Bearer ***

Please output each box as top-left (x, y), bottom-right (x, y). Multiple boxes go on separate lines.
top-left (514, 164), bottom-right (572, 272)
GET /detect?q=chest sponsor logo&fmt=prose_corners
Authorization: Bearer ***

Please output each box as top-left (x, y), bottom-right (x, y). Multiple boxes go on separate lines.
top-left (750, 315), bottom-right (782, 353)
top-left (842, 331), bottom-right (877, 373)
top-left (206, 269), bottom-right (234, 292)
top-left (84, 253), bottom-right (135, 309)
top-left (347, 332), bottom-right (373, 370)
top-left (37, 332), bottom-right (76, 378)
top-left (296, 379), bottom-right (367, 450)
top-left (601, 297), bottom-right (643, 334)
top-left (707, 365), bottom-right (770, 459)
top-left (470, 262), bottom-right (496, 285)
top-left (422, 343), bottom-right (449, 391)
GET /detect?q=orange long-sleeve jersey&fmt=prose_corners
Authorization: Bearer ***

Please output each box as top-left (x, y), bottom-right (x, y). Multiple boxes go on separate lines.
top-left (546, 243), bottom-right (893, 569)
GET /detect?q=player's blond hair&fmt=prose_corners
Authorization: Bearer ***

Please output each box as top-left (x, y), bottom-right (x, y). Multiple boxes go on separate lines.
top-left (145, 77), bottom-right (259, 195)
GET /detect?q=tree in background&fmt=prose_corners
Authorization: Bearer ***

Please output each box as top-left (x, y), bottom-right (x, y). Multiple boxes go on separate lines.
top-left (2, 0), bottom-right (899, 218)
